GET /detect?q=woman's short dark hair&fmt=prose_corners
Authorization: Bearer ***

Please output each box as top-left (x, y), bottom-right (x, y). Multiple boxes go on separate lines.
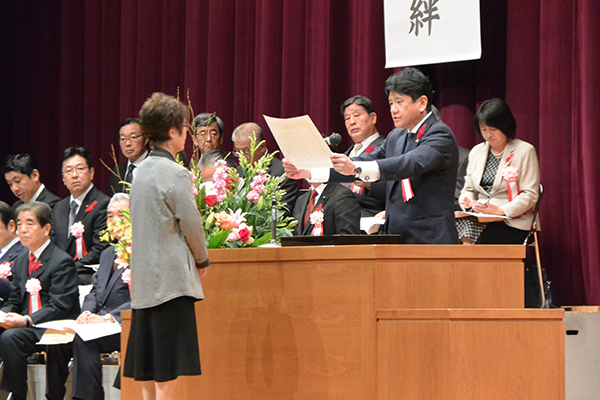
top-left (139, 92), bottom-right (189, 144)
top-left (2, 154), bottom-right (37, 176)
top-left (60, 147), bottom-right (94, 169)
top-left (340, 95), bottom-right (376, 117)
top-left (16, 201), bottom-right (53, 228)
top-left (192, 113), bottom-right (224, 136)
top-left (0, 201), bottom-right (16, 228)
top-left (384, 67), bottom-right (434, 112)
top-left (473, 98), bottom-right (517, 141)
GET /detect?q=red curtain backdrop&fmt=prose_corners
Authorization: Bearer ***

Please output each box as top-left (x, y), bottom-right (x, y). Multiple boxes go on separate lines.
top-left (0, 1), bottom-right (598, 305)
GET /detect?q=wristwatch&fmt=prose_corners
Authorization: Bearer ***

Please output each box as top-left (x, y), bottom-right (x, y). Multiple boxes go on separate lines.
top-left (354, 165), bottom-right (362, 176)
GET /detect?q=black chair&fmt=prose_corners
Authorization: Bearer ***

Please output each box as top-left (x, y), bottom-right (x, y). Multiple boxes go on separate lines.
top-left (523, 184), bottom-right (557, 308)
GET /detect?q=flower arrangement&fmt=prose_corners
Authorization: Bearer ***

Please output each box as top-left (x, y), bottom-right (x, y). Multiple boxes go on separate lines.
top-left (190, 135), bottom-right (297, 248)
top-left (100, 210), bottom-right (132, 268)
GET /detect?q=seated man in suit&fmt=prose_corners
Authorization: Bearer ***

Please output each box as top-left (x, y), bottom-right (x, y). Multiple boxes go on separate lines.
top-left (53, 147), bottom-right (110, 284)
top-left (109, 118), bottom-right (149, 194)
top-left (2, 153), bottom-right (61, 211)
top-left (232, 122), bottom-right (299, 217)
top-left (292, 182), bottom-right (361, 236)
top-left (284, 67), bottom-right (460, 244)
top-left (0, 201), bottom-right (80, 400)
top-left (340, 95), bottom-right (386, 218)
top-left (47, 193), bottom-right (132, 400)
top-left (0, 201), bottom-right (26, 306)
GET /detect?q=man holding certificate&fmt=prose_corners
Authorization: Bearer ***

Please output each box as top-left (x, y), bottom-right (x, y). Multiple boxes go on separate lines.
top-left (284, 68), bottom-right (459, 244)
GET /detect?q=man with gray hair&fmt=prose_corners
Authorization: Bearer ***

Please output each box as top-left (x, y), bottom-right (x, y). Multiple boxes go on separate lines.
top-left (199, 150), bottom-right (227, 182)
top-left (0, 201), bottom-right (79, 400)
top-left (232, 122), bottom-right (299, 217)
top-left (47, 193), bottom-right (132, 400)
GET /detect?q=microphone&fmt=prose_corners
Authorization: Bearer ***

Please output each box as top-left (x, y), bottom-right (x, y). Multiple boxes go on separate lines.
top-left (323, 132), bottom-right (342, 146)
top-left (258, 173), bottom-right (287, 248)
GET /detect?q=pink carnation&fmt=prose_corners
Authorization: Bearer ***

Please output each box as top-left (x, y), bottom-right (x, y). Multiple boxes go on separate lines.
top-left (70, 221), bottom-right (85, 238)
top-left (0, 262), bottom-right (12, 280)
top-left (502, 166), bottom-right (519, 182)
top-left (246, 190), bottom-right (261, 204)
top-left (121, 268), bottom-right (131, 285)
top-left (26, 278), bottom-right (42, 295)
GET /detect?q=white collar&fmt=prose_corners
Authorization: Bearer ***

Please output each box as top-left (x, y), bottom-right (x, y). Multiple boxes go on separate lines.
top-left (31, 239), bottom-right (51, 261)
top-left (30, 184), bottom-right (45, 202)
top-left (410, 111), bottom-right (432, 134)
top-left (70, 183), bottom-right (95, 206)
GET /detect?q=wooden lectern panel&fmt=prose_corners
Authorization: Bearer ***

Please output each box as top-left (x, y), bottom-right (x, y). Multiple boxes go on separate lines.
top-left (122, 245), bottom-right (527, 399)
top-left (376, 309), bottom-right (565, 400)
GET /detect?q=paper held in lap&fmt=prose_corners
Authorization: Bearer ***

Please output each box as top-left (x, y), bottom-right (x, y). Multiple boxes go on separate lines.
top-left (264, 115), bottom-right (333, 169)
top-left (35, 319), bottom-right (121, 345)
top-left (455, 211), bottom-right (512, 223)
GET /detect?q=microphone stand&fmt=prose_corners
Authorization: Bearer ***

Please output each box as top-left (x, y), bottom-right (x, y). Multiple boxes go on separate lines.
top-left (258, 173), bottom-right (287, 248)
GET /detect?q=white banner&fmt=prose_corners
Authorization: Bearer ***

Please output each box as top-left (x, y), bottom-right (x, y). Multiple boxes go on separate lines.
top-left (384, 0), bottom-right (481, 68)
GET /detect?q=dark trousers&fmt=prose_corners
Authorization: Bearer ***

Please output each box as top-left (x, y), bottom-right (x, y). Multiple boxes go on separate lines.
top-left (476, 221), bottom-right (529, 244)
top-left (0, 327), bottom-right (45, 400)
top-left (46, 333), bottom-right (120, 400)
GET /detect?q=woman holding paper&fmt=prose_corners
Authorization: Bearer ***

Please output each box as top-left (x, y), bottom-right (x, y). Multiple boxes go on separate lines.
top-left (458, 98), bottom-right (540, 244)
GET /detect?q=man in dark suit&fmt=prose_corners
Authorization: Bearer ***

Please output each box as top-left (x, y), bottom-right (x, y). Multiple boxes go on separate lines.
top-left (340, 95), bottom-right (387, 218)
top-left (292, 183), bottom-right (361, 236)
top-left (233, 122), bottom-right (299, 217)
top-left (0, 202), bottom-right (26, 306)
top-left (0, 201), bottom-right (80, 400)
top-left (47, 193), bottom-right (132, 400)
top-left (284, 68), bottom-right (459, 244)
top-left (53, 147), bottom-right (110, 284)
top-left (109, 118), bottom-right (149, 194)
top-left (2, 153), bottom-right (61, 211)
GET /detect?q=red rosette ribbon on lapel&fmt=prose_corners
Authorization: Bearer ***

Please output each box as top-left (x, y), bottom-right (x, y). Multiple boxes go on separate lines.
top-left (364, 146), bottom-right (376, 154)
top-left (309, 204), bottom-right (324, 236)
top-left (70, 222), bottom-right (88, 259)
top-left (26, 278), bottom-right (42, 314)
top-left (85, 201), bottom-right (97, 213)
top-left (416, 123), bottom-right (427, 142)
top-left (502, 166), bottom-right (519, 201)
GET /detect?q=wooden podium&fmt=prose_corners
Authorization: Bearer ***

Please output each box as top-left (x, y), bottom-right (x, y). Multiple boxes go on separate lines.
top-left (121, 245), bottom-right (564, 399)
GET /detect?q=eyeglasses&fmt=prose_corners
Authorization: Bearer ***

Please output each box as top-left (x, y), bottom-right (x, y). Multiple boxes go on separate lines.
top-left (62, 166), bottom-right (89, 176)
top-left (119, 134), bottom-right (143, 143)
top-left (195, 130), bottom-right (221, 140)
top-left (233, 148), bottom-right (252, 157)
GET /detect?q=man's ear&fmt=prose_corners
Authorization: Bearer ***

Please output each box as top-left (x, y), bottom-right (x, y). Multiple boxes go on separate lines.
top-left (31, 169), bottom-right (41, 183)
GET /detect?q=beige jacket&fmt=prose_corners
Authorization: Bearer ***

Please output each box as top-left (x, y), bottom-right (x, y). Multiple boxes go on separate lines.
top-left (460, 139), bottom-right (540, 231)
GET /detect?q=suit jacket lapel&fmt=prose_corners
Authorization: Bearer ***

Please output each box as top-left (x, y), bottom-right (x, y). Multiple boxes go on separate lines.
top-left (29, 243), bottom-right (53, 280)
top-left (68, 187), bottom-right (96, 247)
top-left (104, 266), bottom-right (124, 303)
top-left (303, 185), bottom-right (332, 235)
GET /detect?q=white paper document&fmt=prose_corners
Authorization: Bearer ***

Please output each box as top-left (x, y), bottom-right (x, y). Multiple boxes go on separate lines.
top-left (264, 115), bottom-right (333, 170)
top-left (36, 319), bottom-right (122, 344)
top-left (455, 211), bottom-right (512, 220)
top-left (360, 217), bottom-right (385, 235)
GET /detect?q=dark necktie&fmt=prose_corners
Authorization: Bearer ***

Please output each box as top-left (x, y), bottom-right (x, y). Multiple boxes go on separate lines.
top-left (404, 132), bottom-right (417, 153)
top-left (68, 200), bottom-right (78, 237)
top-left (28, 253), bottom-right (40, 275)
top-left (303, 189), bottom-right (318, 228)
top-left (124, 164), bottom-right (136, 183)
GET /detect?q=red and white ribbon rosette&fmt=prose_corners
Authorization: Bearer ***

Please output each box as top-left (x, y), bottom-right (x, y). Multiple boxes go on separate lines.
top-left (502, 166), bottom-right (520, 201)
top-left (26, 278), bottom-right (42, 313)
top-left (120, 267), bottom-right (131, 295)
top-left (310, 205), bottom-right (324, 236)
top-left (70, 221), bottom-right (88, 259)
top-left (0, 261), bottom-right (12, 280)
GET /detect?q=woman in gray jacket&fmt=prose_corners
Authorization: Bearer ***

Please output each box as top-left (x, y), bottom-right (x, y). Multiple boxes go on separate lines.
top-left (123, 92), bottom-right (210, 400)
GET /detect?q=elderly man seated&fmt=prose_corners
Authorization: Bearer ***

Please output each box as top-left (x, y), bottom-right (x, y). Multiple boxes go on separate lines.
top-left (47, 193), bottom-right (132, 400)
top-left (0, 202), bottom-right (79, 400)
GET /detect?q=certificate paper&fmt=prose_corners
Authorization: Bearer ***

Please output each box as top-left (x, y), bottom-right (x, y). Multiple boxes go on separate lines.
top-left (264, 115), bottom-right (332, 169)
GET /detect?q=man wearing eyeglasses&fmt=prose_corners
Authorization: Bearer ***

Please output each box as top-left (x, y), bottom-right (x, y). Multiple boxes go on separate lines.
top-left (191, 113), bottom-right (237, 168)
top-left (109, 118), bottom-right (149, 193)
top-left (53, 147), bottom-right (110, 285)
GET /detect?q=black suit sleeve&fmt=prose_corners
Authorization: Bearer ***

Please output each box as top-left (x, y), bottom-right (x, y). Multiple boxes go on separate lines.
top-left (331, 186), bottom-right (361, 235)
